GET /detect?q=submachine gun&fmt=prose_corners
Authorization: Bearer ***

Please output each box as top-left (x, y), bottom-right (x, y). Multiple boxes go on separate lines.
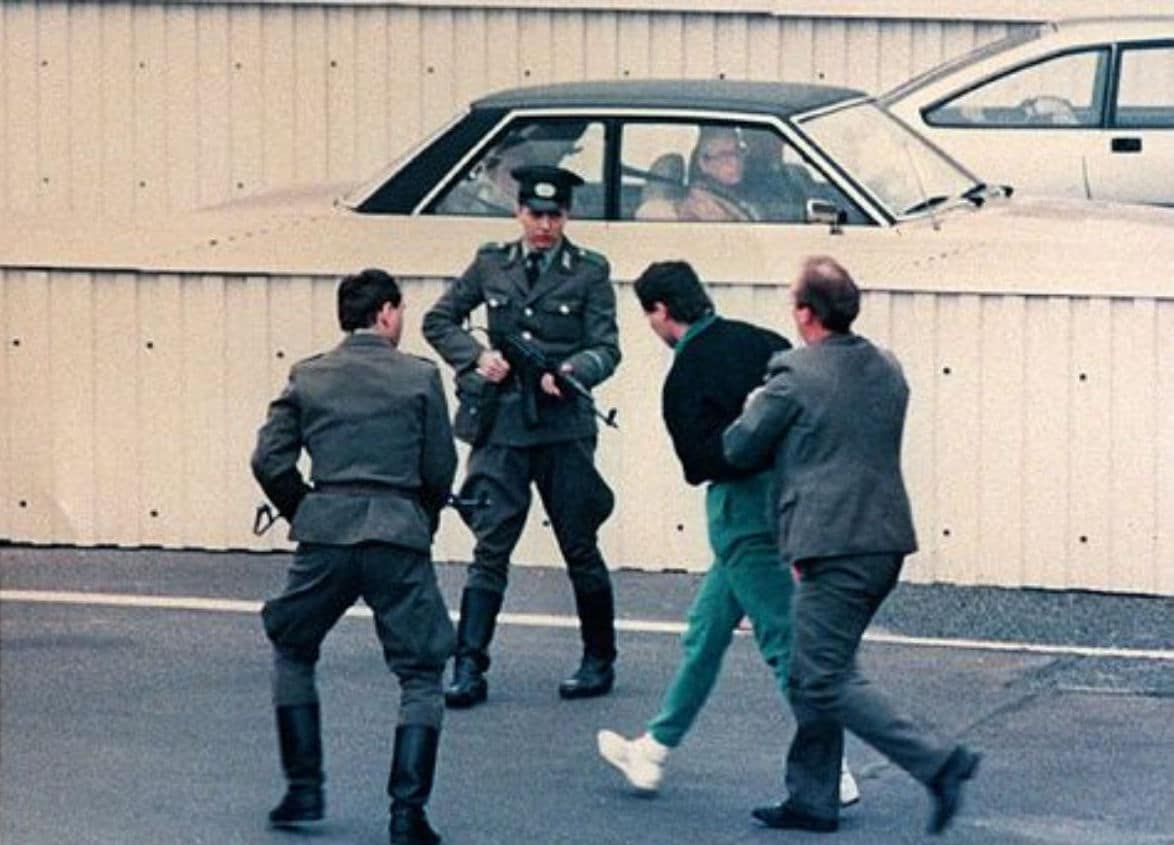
top-left (492, 329), bottom-right (618, 431)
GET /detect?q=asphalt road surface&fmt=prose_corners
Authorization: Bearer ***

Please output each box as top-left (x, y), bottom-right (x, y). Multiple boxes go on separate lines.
top-left (2, 546), bottom-right (1172, 844)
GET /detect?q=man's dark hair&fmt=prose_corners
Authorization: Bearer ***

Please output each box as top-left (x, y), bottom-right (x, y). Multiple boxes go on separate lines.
top-left (337, 268), bottom-right (402, 331)
top-left (794, 256), bottom-right (859, 333)
top-left (633, 261), bottom-right (714, 323)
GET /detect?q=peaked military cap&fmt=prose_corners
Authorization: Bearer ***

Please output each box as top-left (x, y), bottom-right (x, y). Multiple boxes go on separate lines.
top-left (511, 165), bottom-right (584, 212)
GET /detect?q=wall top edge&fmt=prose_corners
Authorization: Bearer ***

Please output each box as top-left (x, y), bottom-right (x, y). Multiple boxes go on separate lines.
top-left (88, 0), bottom-right (1168, 25)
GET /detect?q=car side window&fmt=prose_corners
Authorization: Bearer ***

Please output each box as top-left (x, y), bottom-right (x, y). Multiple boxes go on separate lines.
top-left (1115, 45), bottom-right (1174, 129)
top-left (431, 119), bottom-right (606, 218)
top-left (926, 49), bottom-right (1107, 128)
top-left (618, 120), bottom-right (862, 224)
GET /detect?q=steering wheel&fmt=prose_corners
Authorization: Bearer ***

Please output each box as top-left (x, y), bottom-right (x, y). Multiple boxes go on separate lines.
top-left (1019, 96), bottom-right (1079, 126)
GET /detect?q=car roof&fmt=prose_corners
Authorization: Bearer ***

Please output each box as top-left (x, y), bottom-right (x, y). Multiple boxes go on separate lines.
top-left (471, 79), bottom-right (867, 117)
top-left (1048, 15), bottom-right (1174, 42)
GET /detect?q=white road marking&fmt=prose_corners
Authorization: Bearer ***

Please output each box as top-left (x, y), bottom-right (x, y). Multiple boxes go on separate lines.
top-left (2, 588), bottom-right (1172, 662)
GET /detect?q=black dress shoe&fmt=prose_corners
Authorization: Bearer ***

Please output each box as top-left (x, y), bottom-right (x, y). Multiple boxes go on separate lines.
top-left (928, 746), bottom-right (981, 834)
top-left (752, 802), bottom-right (838, 832)
top-left (558, 655), bottom-right (614, 699)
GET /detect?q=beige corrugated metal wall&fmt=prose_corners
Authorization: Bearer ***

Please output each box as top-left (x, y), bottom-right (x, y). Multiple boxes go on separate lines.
top-left (2, 266), bottom-right (1171, 595)
top-left (0, 0), bottom-right (1033, 216)
top-left (3, 2), bottom-right (1171, 595)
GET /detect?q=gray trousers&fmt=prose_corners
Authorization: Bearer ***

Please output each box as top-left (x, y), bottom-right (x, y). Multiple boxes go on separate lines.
top-left (262, 542), bottom-right (455, 729)
top-left (785, 553), bottom-right (953, 820)
top-left (458, 439), bottom-right (614, 596)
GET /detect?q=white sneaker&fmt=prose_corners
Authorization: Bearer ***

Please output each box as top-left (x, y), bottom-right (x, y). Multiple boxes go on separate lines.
top-left (597, 730), bottom-right (668, 793)
top-left (840, 757), bottom-right (860, 807)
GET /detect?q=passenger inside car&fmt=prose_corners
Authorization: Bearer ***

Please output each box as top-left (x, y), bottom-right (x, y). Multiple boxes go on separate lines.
top-left (677, 126), bottom-right (760, 222)
top-left (634, 153), bottom-right (686, 220)
top-left (739, 130), bottom-right (811, 223)
top-left (436, 135), bottom-right (531, 215)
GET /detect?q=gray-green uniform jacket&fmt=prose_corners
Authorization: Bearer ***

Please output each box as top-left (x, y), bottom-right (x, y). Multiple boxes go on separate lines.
top-left (251, 333), bottom-right (457, 551)
top-left (422, 237), bottom-right (621, 447)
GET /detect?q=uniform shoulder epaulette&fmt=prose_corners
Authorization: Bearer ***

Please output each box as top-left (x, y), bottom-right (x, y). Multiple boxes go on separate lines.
top-left (477, 240), bottom-right (509, 255)
top-left (408, 353), bottom-right (439, 368)
top-left (577, 247), bottom-right (609, 268)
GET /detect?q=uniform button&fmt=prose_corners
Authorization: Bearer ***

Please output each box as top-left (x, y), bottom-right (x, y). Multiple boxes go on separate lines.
top-left (521, 331), bottom-right (533, 341)
top-left (524, 307), bottom-right (533, 317)
top-left (488, 298), bottom-right (499, 307)
top-left (559, 304), bottom-right (569, 314)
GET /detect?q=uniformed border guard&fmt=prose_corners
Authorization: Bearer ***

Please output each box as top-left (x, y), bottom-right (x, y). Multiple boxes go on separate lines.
top-left (423, 165), bottom-right (622, 707)
top-left (252, 268), bottom-right (457, 845)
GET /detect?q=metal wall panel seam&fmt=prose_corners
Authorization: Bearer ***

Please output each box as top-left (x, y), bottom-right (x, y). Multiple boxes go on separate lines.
top-left (1068, 297), bottom-right (1114, 591)
top-left (0, 269), bottom-right (10, 539)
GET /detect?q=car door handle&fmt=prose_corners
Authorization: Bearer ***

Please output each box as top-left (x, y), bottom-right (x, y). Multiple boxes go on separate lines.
top-left (1111, 137), bottom-right (1142, 153)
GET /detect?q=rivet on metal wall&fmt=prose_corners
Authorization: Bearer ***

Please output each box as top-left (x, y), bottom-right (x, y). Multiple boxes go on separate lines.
top-left (40, 59), bottom-right (48, 67)
top-left (942, 366), bottom-right (951, 375)
top-left (139, 61), bottom-right (147, 70)
top-left (426, 66), bottom-right (435, 74)
top-left (622, 69), bottom-right (630, 77)
top-left (139, 180), bottom-right (147, 188)
top-left (42, 176), bottom-right (50, 184)
top-left (19, 500), bottom-right (28, 508)
top-left (718, 72), bottom-right (726, 79)
top-left (145, 340), bottom-right (155, 350)
top-left (330, 59), bottom-right (338, 68)
top-left (1078, 373), bottom-right (1088, 382)
top-left (676, 524), bottom-right (684, 532)
top-left (276, 350), bottom-right (285, 359)
top-left (150, 509), bottom-right (159, 518)
top-left (542, 519), bottom-right (550, 527)
top-left (11, 338), bottom-right (20, 347)
top-left (942, 528), bottom-right (951, 536)
top-left (523, 68), bottom-right (531, 77)
top-left (234, 61), bottom-right (243, 70)
top-left (237, 182), bottom-right (245, 190)
top-left (1079, 535), bottom-right (1088, 543)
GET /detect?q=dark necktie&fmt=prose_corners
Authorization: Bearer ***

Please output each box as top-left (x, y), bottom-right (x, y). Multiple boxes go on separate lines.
top-left (524, 251), bottom-right (543, 288)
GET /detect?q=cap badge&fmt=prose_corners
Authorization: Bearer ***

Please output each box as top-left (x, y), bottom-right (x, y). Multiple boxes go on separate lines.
top-left (534, 182), bottom-right (557, 198)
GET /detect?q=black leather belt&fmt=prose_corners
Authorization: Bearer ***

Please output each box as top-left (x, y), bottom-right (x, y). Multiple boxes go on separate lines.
top-left (314, 481), bottom-right (415, 498)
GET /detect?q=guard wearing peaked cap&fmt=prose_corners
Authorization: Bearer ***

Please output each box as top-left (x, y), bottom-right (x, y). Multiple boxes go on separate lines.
top-left (423, 163), bottom-right (622, 709)
top-left (512, 165), bottom-right (584, 212)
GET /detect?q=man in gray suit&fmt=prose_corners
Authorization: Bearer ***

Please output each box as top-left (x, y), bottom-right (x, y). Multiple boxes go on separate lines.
top-left (723, 256), bottom-right (980, 836)
top-left (252, 268), bottom-right (457, 845)
top-left (423, 165), bottom-right (621, 707)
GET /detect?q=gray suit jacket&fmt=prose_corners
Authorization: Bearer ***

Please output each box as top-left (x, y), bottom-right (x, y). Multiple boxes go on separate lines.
top-left (251, 333), bottom-right (457, 551)
top-left (422, 236), bottom-right (621, 447)
top-left (722, 333), bottom-right (917, 564)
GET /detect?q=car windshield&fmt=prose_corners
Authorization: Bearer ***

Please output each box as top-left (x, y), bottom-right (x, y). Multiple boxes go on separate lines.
top-left (799, 101), bottom-right (977, 218)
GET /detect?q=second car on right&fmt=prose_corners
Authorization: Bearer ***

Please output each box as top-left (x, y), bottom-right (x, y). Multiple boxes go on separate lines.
top-left (882, 16), bottom-right (1174, 206)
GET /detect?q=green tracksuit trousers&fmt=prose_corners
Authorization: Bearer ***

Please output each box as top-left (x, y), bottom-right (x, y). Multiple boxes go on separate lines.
top-left (647, 472), bottom-right (793, 747)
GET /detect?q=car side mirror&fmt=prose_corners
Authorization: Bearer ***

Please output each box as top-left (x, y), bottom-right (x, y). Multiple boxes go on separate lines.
top-left (805, 199), bottom-right (845, 234)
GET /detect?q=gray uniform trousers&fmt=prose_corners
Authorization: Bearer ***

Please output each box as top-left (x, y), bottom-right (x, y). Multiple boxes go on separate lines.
top-left (785, 552), bottom-right (953, 819)
top-left (458, 438), bottom-right (614, 596)
top-left (262, 541), bottom-right (455, 729)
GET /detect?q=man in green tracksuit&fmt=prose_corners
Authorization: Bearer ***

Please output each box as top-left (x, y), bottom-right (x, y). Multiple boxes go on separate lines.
top-left (596, 261), bottom-right (857, 806)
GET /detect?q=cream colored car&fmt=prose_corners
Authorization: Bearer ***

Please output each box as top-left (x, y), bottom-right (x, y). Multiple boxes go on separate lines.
top-left (883, 16), bottom-right (1174, 206)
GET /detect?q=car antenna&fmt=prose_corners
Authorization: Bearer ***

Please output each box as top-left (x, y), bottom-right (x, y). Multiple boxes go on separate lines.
top-left (903, 141), bottom-right (940, 232)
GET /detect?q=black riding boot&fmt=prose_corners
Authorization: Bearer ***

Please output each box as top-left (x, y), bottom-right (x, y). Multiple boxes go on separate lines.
top-left (444, 588), bottom-right (503, 708)
top-left (558, 584), bottom-right (617, 699)
top-left (268, 703), bottom-right (325, 825)
top-left (388, 725), bottom-right (442, 845)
